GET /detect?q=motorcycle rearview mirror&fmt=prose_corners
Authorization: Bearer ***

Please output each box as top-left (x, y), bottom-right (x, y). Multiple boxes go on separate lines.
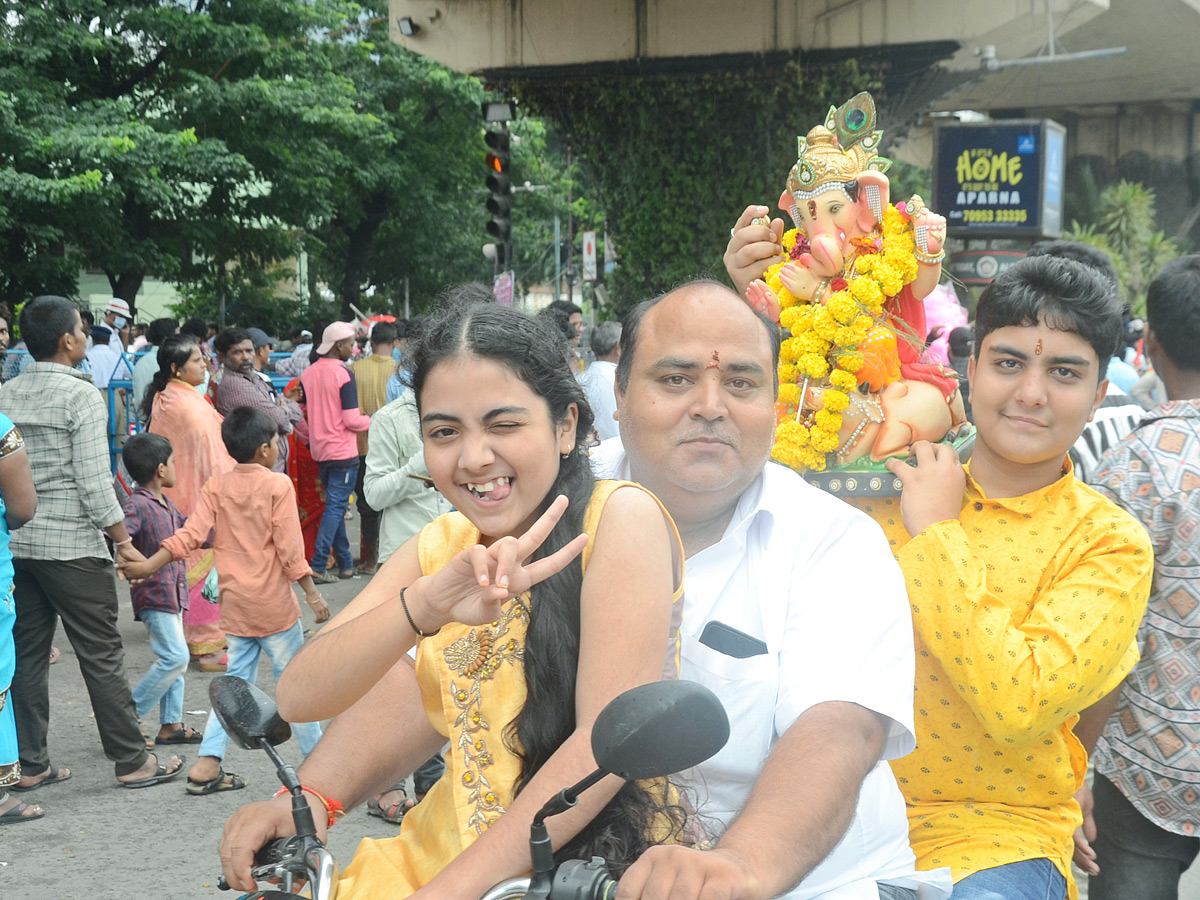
top-left (524, 681), bottom-right (729, 900)
top-left (210, 675), bottom-right (293, 751)
top-left (592, 679), bottom-right (730, 780)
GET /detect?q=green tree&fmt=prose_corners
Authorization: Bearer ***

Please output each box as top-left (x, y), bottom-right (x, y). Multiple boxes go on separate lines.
top-left (504, 117), bottom-right (605, 302)
top-left (0, 1), bottom-right (329, 311)
top-left (301, 15), bottom-right (493, 318)
top-left (1065, 180), bottom-right (1178, 316)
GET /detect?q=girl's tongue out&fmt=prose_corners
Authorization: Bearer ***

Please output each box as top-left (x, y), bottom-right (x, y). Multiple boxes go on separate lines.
top-left (469, 476), bottom-right (513, 501)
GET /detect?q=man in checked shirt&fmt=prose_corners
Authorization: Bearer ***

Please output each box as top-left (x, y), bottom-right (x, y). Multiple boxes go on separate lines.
top-left (214, 327), bottom-right (302, 474)
top-left (0, 296), bottom-right (185, 790)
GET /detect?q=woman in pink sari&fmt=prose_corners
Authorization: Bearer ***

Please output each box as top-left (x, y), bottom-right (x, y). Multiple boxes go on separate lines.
top-left (141, 336), bottom-right (235, 670)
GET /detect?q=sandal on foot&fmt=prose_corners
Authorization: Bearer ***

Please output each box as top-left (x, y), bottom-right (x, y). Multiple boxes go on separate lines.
top-left (366, 791), bottom-right (414, 824)
top-left (197, 652), bottom-right (228, 673)
top-left (186, 768), bottom-right (246, 795)
top-left (11, 763), bottom-right (71, 793)
top-left (312, 570), bottom-right (339, 585)
top-left (157, 725), bottom-right (204, 745)
top-left (121, 754), bottom-right (185, 789)
top-left (356, 562), bottom-right (379, 576)
top-left (0, 800), bottom-right (45, 825)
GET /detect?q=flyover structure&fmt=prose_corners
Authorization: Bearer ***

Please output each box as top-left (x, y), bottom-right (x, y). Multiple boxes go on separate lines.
top-left (389, 0), bottom-right (1200, 240)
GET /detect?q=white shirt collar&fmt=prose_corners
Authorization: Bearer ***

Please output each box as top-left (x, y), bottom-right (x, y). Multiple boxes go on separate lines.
top-left (590, 436), bottom-right (778, 558)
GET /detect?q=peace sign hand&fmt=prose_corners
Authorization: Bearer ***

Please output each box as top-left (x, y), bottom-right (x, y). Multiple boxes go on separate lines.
top-left (405, 495), bottom-right (589, 633)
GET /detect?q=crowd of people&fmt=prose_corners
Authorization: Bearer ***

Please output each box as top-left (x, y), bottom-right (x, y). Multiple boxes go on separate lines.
top-left (0, 235), bottom-right (1194, 900)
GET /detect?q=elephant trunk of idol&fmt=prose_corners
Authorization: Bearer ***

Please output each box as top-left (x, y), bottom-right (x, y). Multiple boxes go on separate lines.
top-left (799, 232), bottom-right (847, 280)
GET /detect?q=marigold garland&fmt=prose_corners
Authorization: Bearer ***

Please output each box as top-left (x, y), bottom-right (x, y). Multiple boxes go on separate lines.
top-left (769, 204), bottom-right (921, 473)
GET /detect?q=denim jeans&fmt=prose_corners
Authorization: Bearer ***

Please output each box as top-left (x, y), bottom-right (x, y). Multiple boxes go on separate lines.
top-left (197, 621), bottom-right (322, 761)
top-left (131, 610), bottom-right (188, 725)
top-left (949, 858), bottom-right (1066, 900)
top-left (1088, 772), bottom-right (1200, 900)
top-left (312, 458), bottom-right (358, 574)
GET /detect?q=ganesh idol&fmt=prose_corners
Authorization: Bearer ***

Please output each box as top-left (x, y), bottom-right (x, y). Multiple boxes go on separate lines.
top-left (726, 92), bottom-right (967, 478)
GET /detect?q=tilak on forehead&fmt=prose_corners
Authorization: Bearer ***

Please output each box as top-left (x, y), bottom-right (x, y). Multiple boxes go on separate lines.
top-left (1035, 339), bottom-right (1043, 356)
top-left (705, 350), bottom-right (721, 370)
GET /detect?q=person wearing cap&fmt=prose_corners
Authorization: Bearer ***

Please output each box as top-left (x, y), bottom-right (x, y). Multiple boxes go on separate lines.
top-left (98, 298), bottom-right (131, 350)
top-left (300, 322), bottom-right (371, 582)
top-left (275, 329), bottom-right (315, 379)
top-left (245, 328), bottom-right (277, 384)
top-left (347, 322), bottom-right (401, 575)
top-left (213, 328), bottom-right (301, 475)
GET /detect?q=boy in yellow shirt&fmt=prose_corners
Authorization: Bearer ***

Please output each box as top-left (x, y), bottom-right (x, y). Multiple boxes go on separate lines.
top-left (874, 255), bottom-right (1153, 899)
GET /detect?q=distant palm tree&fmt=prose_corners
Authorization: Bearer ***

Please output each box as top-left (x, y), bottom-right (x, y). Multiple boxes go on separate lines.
top-left (1064, 179), bottom-right (1177, 317)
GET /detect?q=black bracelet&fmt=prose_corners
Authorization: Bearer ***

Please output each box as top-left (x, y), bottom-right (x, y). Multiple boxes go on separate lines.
top-left (400, 586), bottom-right (439, 638)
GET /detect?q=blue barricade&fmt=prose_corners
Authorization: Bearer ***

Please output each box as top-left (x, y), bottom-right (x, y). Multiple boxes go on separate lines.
top-left (2, 348), bottom-right (296, 471)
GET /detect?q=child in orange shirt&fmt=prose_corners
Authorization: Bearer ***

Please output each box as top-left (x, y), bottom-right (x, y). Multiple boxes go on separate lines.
top-left (123, 406), bottom-right (331, 794)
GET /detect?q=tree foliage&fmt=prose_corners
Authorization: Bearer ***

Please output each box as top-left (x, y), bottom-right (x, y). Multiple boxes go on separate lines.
top-left (508, 57), bottom-right (878, 315)
top-left (1064, 179), bottom-right (1178, 317)
top-left (301, 17), bottom-right (492, 318)
top-left (0, 1), bottom-right (493, 320)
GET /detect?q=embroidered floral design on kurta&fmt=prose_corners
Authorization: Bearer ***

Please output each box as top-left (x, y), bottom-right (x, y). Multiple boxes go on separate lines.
top-left (443, 596), bottom-right (528, 834)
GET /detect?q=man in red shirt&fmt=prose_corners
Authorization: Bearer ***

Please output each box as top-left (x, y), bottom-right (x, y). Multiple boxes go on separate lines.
top-left (299, 322), bottom-right (371, 582)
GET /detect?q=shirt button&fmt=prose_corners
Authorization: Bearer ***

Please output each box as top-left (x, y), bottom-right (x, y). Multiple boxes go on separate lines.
top-left (974, 502), bottom-right (983, 511)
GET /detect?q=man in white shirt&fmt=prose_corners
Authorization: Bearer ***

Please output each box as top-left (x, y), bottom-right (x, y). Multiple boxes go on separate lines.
top-left (597, 282), bottom-right (941, 900)
top-left (85, 326), bottom-right (132, 388)
top-left (131, 318), bottom-right (178, 424)
top-left (576, 321), bottom-right (621, 442)
top-left (97, 297), bottom-right (130, 350)
top-left (219, 280), bottom-right (943, 900)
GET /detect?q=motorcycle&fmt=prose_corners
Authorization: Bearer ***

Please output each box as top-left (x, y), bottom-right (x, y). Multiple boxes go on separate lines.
top-left (210, 675), bottom-right (730, 900)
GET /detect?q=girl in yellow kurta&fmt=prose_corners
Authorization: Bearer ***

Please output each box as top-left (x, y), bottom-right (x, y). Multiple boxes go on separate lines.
top-left (275, 302), bottom-right (684, 900)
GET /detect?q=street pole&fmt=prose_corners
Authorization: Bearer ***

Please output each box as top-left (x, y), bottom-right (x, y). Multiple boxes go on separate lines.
top-left (565, 142), bottom-right (574, 304)
top-left (554, 215), bottom-right (561, 304)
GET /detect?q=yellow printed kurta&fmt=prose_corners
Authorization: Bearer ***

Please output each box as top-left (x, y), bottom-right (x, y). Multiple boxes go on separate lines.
top-left (856, 461), bottom-right (1151, 897)
top-left (337, 480), bottom-right (683, 898)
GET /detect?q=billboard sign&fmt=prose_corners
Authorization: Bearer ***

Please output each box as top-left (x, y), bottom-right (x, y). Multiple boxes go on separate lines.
top-left (933, 119), bottom-right (1066, 239)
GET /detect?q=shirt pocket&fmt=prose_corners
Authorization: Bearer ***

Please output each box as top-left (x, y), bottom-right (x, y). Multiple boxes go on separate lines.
top-left (679, 631), bottom-right (779, 824)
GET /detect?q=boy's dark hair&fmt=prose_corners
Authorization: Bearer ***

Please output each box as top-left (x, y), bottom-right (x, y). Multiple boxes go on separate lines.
top-left (1146, 255), bottom-right (1200, 372)
top-left (221, 406), bottom-right (278, 463)
top-left (80, 309), bottom-right (95, 329)
top-left (123, 433), bottom-right (173, 485)
top-left (547, 299), bottom-right (582, 317)
top-left (370, 322), bottom-right (398, 346)
top-left (214, 327), bottom-right (251, 357)
top-left (537, 306), bottom-right (576, 344)
top-left (180, 318), bottom-right (208, 342)
top-left (973, 255), bottom-right (1123, 380)
top-left (21, 296), bottom-right (80, 361)
top-left (948, 326), bottom-right (973, 359)
top-left (1027, 239), bottom-right (1120, 291)
top-left (147, 318), bottom-right (179, 347)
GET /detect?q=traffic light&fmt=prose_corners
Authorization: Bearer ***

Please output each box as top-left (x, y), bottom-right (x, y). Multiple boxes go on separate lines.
top-left (484, 129), bottom-right (512, 256)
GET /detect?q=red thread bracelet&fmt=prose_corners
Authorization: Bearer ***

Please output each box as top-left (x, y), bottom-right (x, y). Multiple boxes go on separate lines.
top-left (274, 785), bottom-right (346, 828)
